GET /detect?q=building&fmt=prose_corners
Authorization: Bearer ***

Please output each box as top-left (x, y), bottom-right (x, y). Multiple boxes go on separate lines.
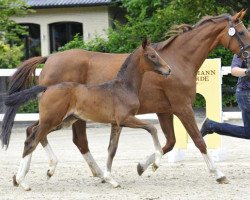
top-left (12, 0), bottom-right (123, 58)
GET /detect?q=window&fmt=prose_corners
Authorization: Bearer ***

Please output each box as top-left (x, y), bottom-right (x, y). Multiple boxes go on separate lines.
top-left (49, 22), bottom-right (83, 53)
top-left (20, 23), bottom-right (41, 59)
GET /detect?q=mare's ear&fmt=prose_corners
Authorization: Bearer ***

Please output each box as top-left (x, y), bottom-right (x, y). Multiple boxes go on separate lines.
top-left (240, 9), bottom-right (248, 20)
top-left (142, 38), bottom-right (150, 49)
top-left (232, 9), bottom-right (246, 21)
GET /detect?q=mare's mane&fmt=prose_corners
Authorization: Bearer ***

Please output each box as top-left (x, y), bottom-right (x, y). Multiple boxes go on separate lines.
top-left (153, 14), bottom-right (231, 51)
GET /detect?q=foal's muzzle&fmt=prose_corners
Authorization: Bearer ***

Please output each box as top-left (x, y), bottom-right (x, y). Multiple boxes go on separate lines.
top-left (159, 68), bottom-right (171, 78)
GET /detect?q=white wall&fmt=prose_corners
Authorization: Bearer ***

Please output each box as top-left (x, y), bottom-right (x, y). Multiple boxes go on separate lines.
top-left (12, 6), bottom-right (110, 56)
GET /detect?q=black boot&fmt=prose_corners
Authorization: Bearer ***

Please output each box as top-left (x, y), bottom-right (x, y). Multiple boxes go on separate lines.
top-left (200, 118), bottom-right (213, 137)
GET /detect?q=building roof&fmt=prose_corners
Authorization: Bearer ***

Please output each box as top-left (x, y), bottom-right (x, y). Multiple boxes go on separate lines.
top-left (26, 0), bottom-right (112, 8)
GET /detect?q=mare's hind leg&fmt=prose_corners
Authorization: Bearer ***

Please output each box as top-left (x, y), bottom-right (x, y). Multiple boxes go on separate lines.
top-left (72, 120), bottom-right (104, 179)
top-left (14, 124), bottom-right (50, 191)
top-left (121, 116), bottom-right (163, 171)
top-left (137, 113), bottom-right (176, 175)
top-left (176, 105), bottom-right (228, 184)
top-left (104, 124), bottom-right (122, 188)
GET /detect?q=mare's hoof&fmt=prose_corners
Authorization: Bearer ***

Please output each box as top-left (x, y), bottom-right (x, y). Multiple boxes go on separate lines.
top-left (216, 176), bottom-right (229, 184)
top-left (13, 175), bottom-right (19, 187)
top-left (137, 163), bottom-right (144, 176)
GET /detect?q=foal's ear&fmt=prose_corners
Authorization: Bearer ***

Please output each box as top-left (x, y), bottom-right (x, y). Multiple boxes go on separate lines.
top-left (142, 38), bottom-right (150, 49)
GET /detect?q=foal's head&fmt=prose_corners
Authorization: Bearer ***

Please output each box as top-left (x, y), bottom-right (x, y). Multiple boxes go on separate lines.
top-left (139, 39), bottom-right (171, 77)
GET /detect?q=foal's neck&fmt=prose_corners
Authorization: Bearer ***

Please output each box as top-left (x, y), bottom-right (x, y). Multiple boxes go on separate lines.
top-left (116, 50), bottom-right (145, 95)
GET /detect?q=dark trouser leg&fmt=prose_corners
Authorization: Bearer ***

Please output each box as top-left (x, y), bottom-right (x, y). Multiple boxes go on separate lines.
top-left (236, 90), bottom-right (250, 128)
top-left (207, 120), bottom-right (250, 139)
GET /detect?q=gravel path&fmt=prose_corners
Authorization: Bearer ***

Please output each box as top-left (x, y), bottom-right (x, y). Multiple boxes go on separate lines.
top-left (0, 116), bottom-right (249, 200)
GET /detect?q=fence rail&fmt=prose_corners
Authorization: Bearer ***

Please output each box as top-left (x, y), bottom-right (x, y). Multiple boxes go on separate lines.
top-left (0, 67), bottom-right (241, 122)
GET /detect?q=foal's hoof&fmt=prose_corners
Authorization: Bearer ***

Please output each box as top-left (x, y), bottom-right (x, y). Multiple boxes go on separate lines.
top-left (137, 163), bottom-right (144, 176)
top-left (216, 176), bottom-right (229, 184)
top-left (152, 163), bottom-right (159, 172)
top-left (13, 175), bottom-right (19, 187)
top-left (101, 179), bottom-right (106, 183)
top-left (47, 170), bottom-right (53, 179)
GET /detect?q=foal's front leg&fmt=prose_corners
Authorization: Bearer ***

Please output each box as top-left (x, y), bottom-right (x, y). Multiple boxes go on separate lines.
top-left (137, 113), bottom-right (176, 175)
top-left (122, 116), bottom-right (163, 170)
top-left (104, 124), bottom-right (122, 188)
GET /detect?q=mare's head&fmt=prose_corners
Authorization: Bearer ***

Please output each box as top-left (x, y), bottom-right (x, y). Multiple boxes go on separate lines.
top-left (219, 9), bottom-right (250, 60)
top-left (139, 39), bottom-right (171, 77)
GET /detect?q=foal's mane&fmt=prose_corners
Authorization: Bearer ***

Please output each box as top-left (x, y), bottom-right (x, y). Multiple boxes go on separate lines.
top-left (153, 14), bottom-right (231, 51)
top-left (116, 51), bottom-right (134, 79)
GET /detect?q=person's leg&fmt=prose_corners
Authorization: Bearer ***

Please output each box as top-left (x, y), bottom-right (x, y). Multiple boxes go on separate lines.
top-left (236, 90), bottom-right (250, 128)
top-left (200, 119), bottom-right (250, 139)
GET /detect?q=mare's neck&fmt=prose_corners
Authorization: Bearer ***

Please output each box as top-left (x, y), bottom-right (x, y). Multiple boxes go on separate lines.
top-left (162, 21), bottom-right (227, 75)
top-left (116, 51), bottom-right (145, 95)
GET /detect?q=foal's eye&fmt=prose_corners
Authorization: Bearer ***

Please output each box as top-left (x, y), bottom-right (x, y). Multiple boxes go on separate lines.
top-left (150, 55), bottom-right (156, 59)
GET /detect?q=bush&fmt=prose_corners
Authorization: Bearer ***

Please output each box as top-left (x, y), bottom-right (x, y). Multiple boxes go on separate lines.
top-left (0, 42), bottom-right (23, 69)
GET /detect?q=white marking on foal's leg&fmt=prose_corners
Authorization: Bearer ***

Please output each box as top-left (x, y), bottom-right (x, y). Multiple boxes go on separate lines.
top-left (202, 153), bottom-right (229, 184)
top-left (82, 152), bottom-right (103, 178)
top-left (44, 144), bottom-right (58, 178)
top-left (150, 129), bottom-right (163, 171)
top-left (16, 154), bottom-right (32, 191)
top-left (104, 170), bottom-right (120, 188)
top-left (137, 153), bottom-right (155, 176)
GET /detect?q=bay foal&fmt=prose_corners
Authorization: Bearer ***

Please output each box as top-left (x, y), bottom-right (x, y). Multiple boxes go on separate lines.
top-left (3, 40), bottom-right (171, 190)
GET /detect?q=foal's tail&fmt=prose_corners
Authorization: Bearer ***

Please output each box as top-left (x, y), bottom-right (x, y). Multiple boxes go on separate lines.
top-left (0, 86), bottom-right (47, 149)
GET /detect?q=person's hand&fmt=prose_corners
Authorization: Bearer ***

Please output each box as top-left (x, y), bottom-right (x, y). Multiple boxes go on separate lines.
top-left (245, 68), bottom-right (250, 77)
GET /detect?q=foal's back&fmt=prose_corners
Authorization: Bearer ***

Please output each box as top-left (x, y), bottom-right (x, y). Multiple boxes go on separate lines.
top-left (39, 79), bottom-right (138, 125)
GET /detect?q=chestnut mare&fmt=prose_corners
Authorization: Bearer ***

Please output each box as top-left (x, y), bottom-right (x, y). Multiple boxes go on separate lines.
top-left (2, 40), bottom-right (171, 190)
top-left (2, 10), bottom-right (250, 185)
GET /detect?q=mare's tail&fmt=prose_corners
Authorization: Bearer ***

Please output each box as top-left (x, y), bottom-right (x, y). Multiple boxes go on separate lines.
top-left (0, 86), bottom-right (47, 149)
top-left (8, 56), bottom-right (47, 95)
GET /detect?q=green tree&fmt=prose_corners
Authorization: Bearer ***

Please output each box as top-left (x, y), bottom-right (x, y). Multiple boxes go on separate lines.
top-left (0, 0), bottom-right (30, 43)
top-left (0, 0), bottom-right (31, 69)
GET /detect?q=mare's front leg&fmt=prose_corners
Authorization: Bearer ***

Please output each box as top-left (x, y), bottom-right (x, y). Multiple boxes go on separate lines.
top-left (175, 104), bottom-right (229, 184)
top-left (104, 124), bottom-right (122, 188)
top-left (72, 120), bottom-right (104, 179)
top-left (122, 116), bottom-right (163, 171)
top-left (137, 113), bottom-right (176, 175)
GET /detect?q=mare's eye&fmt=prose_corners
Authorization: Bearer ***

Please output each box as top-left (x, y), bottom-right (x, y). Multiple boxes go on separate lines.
top-left (150, 55), bottom-right (156, 59)
top-left (238, 31), bottom-right (244, 36)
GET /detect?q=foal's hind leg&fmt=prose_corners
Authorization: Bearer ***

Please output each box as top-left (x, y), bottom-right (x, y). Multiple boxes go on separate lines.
top-left (176, 106), bottom-right (228, 184)
top-left (72, 120), bottom-right (104, 179)
top-left (137, 113), bottom-right (176, 175)
top-left (14, 124), bottom-right (50, 191)
top-left (121, 116), bottom-right (163, 171)
top-left (25, 121), bottom-right (58, 179)
top-left (104, 124), bottom-right (122, 188)
top-left (40, 138), bottom-right (58, 179)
